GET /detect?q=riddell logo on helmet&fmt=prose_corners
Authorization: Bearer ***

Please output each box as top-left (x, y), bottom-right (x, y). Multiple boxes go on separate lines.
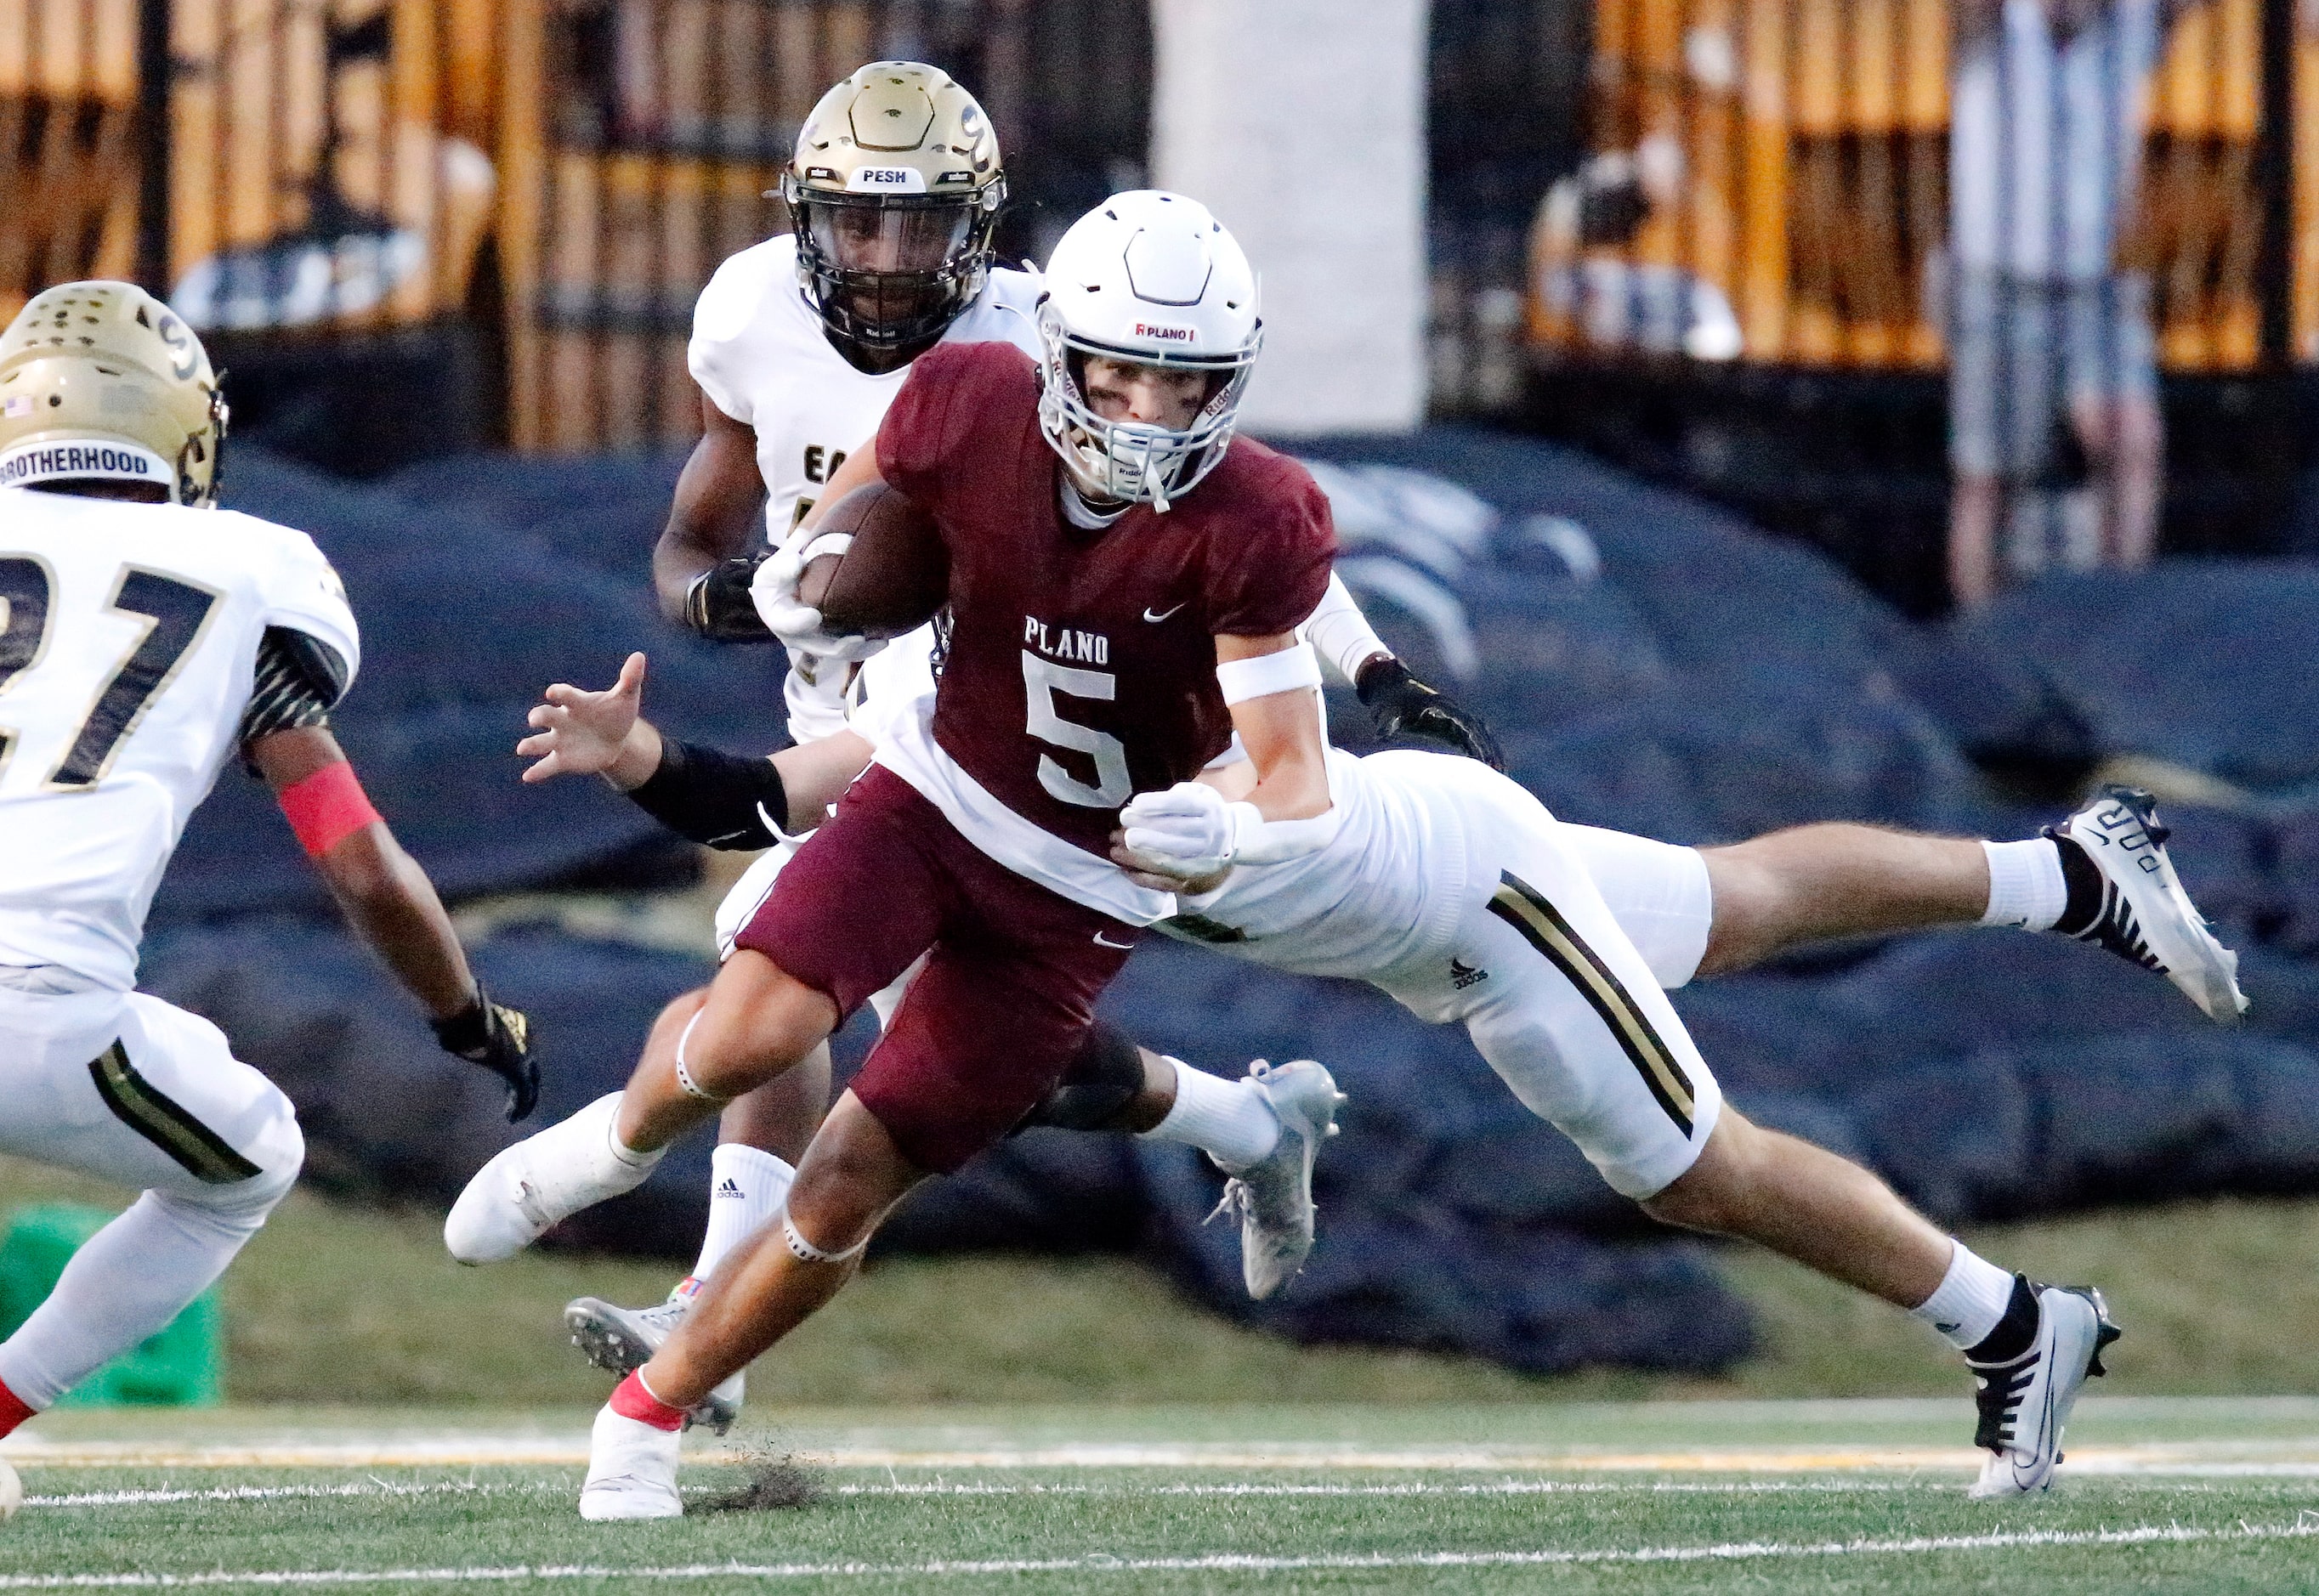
top-left (1134, 323), bottom-right (1197, 344)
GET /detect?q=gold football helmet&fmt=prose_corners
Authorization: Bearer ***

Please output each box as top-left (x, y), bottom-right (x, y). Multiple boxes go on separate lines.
top-left (778, 61), bottom-right (1006, 359)
top-left (0, 281), bottom-right (228, 507)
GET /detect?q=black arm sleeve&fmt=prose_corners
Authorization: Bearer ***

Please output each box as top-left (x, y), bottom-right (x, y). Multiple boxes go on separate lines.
top-left (627, 737), bottom-right (788, 850)
top-left (238, 627), bottom-right (351, 756)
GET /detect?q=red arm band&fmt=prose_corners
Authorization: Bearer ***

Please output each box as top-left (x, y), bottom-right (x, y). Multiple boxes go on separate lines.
top-left (277, 759), bottom-right (383, 857)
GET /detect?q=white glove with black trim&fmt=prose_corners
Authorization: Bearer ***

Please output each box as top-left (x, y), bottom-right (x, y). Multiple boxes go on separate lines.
top-left (752, 537), bottom-right (887, 665)
top-left (1119, 780), bottom-right (1237, 880)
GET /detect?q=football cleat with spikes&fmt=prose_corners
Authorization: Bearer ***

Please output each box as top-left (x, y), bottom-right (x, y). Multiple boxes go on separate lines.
top-left (578, 1402), bottom-right (683, 1520)
top-left (2050, 785), bottom-right (2247, 1024)
top-left (564, 1293), bottom-right (744, 1435)
top-left (1966, 1280), bottom-right (2121, 1500)
top-left (444, 1095), bottom-right (661, 1265)
top-left (1205, 1059), bottom-right (1346, 1300)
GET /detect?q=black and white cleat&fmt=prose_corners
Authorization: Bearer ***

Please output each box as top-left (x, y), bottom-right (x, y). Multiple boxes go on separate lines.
top-left (1966, 1279), bottom-right (2122, 1500)
top-left (2050, 784), bottom-right (2248, 1024)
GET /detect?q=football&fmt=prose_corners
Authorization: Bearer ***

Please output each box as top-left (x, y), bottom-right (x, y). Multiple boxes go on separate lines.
top-left (797, 484), bottom-right (950, 639)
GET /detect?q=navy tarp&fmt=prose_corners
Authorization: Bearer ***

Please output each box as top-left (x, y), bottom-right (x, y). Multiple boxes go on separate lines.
top-left (127, 432), bottom-right (2319, 1378)
top-left (1948, 563), bottom-right (2319, 796)
top-left (167, 450), bottom-right (788, 920)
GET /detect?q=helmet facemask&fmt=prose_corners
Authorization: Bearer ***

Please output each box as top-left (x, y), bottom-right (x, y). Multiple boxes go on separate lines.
top-left (785, 176), bottom-right (1004, 359)
top-left (1036, 303), bottom-right (1259, 513)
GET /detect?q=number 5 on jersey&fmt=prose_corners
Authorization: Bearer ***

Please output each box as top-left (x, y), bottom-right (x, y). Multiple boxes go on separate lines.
top-left (0, 557), bottom-right (220, 787)
top-left (1022, 649), bottom-right (1130, 808)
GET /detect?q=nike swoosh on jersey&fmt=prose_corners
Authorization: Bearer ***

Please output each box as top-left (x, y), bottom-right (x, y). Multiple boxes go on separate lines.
top-left (1142, 603), bottom-right (1186, 623)
top-left (1093, 931), bottom-right (1137, 948)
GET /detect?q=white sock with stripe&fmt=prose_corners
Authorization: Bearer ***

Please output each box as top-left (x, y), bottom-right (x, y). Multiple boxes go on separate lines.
top-left (689, 1143), bottom-right (796, 1286)
top-left (1137, 1057), bottom-right (1280, 1172)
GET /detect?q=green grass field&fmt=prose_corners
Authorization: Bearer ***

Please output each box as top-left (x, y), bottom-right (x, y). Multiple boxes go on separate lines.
top-left (6, 1156), bottom-right (2319, 1590)
top-left (8, 1400), bottom-right (2319, 1592)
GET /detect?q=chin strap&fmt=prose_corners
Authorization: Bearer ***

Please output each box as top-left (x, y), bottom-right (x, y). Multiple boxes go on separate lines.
top-left (1144, 433), bottom-right (1171, 513)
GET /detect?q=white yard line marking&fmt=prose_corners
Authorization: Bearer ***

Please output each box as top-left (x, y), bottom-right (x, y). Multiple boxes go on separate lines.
top-left (25, 1479), bottom-right (1901, 1508)
top-left (1, 1518), bottom-right (2316, 1587)
top-left (12, 1439), bottom-right (2319, 1475)
top-left (31, 1473), bottom-right (2319, 1513)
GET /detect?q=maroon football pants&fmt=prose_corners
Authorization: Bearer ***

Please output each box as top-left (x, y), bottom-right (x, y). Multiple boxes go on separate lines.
top-left (732, 763), bottom-right (1139, 1173)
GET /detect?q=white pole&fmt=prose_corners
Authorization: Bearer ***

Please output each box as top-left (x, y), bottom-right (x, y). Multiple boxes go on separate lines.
top-left (1150, 0), bottom-right (1430, 434)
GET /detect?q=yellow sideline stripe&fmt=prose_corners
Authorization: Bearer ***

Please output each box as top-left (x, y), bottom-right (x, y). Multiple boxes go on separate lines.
top-left (9, 1439), bottom-right (2314, 1473)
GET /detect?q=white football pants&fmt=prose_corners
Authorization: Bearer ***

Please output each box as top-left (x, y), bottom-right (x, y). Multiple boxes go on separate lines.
top-left (1375, 759), bottom-right (1725, 1200)
top-left (0, 978), bottom-right (302, 1408)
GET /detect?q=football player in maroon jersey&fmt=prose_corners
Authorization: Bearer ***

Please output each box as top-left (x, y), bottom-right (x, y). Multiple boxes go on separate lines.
top-left (447, 193), bottom-right (1360, 1517)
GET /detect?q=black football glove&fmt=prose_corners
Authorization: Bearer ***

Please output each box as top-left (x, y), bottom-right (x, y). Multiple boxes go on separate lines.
top-left (433, 986), bottom-right (541, 1122)
top-left (682, 557), bottom-right (774, 642)
top-left (1355, 655), bottom-right (1505, 771)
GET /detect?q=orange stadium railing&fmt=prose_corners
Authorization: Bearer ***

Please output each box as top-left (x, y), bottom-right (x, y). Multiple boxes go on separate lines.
top-left (0, 0), bottom-right (1145, 453)
top-left (1528, 0), bottom-right (2312, 374)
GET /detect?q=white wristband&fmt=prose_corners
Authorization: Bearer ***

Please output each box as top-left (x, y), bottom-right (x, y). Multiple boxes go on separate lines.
top-left (1215, 641), bottom-right (1323, 706)
top-left (1226, 799), bottom-right (1342, 864)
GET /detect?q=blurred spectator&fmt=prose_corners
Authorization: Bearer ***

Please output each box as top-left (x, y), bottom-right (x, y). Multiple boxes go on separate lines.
top-left (1946, 0), bottom-right (2187, 607)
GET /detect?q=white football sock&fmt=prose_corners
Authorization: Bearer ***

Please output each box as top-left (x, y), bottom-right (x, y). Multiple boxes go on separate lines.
top-left (0, 1187), bottom-right (272, 1408)
top-left (1137, 1056), bottom-right (1281, 1172)
top-left (691, 1143), bottom-right (796, 1283)
top-left (1909, 1241), bottom-right (2017, 1351)
top-left (1979, 838), bottom-right (2068, 931)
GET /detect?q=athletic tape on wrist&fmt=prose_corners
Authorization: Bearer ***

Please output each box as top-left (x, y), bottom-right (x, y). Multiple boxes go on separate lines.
top-left (671, 1011), bottom-right (728, 1103)
top-left (276, 759), bottom-right (383, 857)
top-left (782, 1210), bottom-right (869, 1265)
top-left (1302, 572), bottom-right (1392, 684)
top-left (1215, 642), bottom-right (1322, 706)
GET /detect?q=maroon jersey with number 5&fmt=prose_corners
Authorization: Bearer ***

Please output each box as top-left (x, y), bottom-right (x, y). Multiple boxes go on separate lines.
top-left (874, 341), bottom-right (1335, 863)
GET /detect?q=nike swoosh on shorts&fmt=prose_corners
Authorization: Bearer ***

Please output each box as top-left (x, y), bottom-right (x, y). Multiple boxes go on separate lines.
top-left (1094, 931), bottom-right (1137, 948)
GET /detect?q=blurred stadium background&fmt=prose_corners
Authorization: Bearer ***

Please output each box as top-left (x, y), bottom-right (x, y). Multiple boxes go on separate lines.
top-left (7, 0), bottom-right (2319, 1401)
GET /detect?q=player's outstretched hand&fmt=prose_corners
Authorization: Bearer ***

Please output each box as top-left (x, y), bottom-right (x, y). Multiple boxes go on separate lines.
top-left (433, 985), bottom-right (541, 1122)
top-left (1112, 781), bottom-right (1237, 892)
top-left (519, 653), bottom-right (647, 784)
top-left (1355, 656), bottom-right (1505, 770)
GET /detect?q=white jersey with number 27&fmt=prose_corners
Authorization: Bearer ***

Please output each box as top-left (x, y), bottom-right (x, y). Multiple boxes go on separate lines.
top-left (0, 487), bottom-right (360, 992)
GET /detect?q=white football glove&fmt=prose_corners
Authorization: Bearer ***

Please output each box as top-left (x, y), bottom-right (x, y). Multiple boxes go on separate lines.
top-left (752, 535), bottom-right (886, 665)
top-left (1119, 780), bottom-right (1238, 880)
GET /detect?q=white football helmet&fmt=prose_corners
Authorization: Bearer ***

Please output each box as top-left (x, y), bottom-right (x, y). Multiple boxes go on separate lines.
top-left (1035, 191), bottom-right (1260, 512)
